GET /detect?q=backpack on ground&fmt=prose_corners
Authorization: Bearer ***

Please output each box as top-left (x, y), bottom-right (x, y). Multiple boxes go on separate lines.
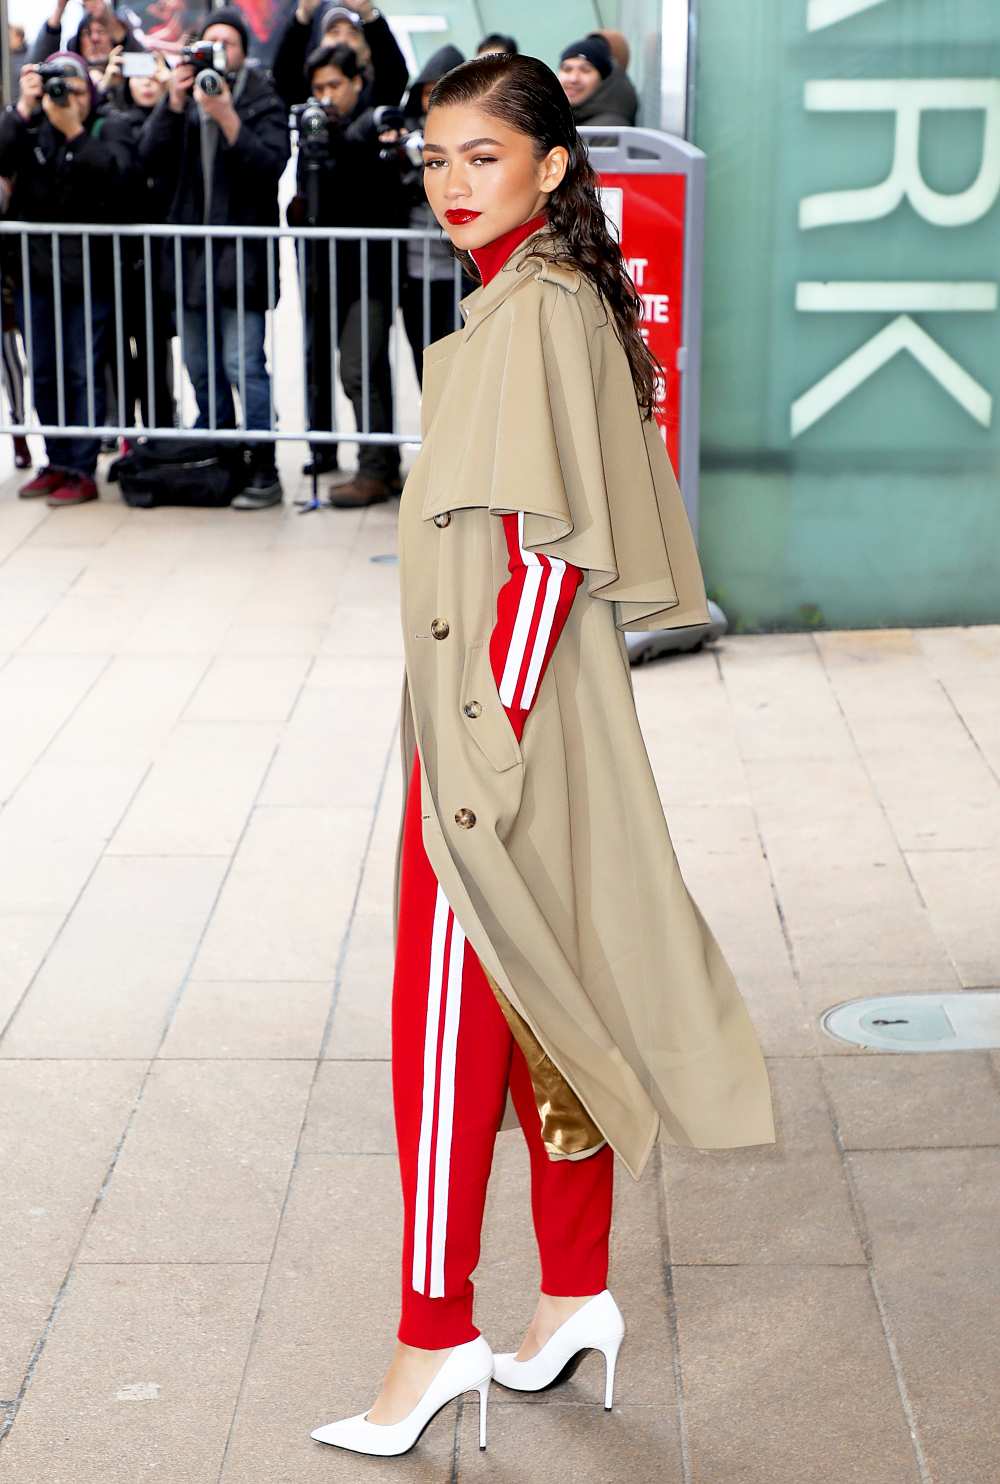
top-left (114, 438), bottom-right (246, 509)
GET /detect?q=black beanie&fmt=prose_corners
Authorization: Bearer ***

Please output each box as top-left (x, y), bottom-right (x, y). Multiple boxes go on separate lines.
top-left (198, 6), bottom-right (250, 56)
top-left (559, 35), bottom-right (612, 80)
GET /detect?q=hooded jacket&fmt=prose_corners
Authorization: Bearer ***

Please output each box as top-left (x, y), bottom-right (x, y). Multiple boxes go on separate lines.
top-left (571, 63), bottom-right (636, 137)
top-left (399, 43), bottom-right (464, 284)
top-left (395, 224), bottom-right (776, 1179)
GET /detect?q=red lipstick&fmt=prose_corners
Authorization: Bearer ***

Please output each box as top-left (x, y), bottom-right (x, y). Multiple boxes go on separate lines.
top-left (445, 209), bottom-right (481, 224)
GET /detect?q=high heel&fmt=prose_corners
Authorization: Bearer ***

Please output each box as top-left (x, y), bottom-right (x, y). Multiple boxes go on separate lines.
top-left (492, 1289), bottom-right (625, 1410)
top-left (310, 1334), bottom-right (493, 1456)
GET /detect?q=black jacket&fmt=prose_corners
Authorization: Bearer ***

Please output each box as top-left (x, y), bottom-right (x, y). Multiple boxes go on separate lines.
top-left (138, 66), bottom-right (290, 312)
top-left (289, 99), bottom-right (407, 305)
top-left (272, 8), bottom-right (407, 112)
top-left (0, 101), bottom-right (136, 289)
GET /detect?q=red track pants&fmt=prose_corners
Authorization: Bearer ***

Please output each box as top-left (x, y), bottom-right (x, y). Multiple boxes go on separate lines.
top-left (391, 756), bottom-right (615, 1348)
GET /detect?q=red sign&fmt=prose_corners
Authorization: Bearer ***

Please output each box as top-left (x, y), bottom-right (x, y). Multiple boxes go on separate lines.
top-left (596, 173), bottom-right (687, 479)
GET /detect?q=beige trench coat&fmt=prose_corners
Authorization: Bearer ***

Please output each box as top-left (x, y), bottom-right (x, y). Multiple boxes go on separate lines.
top-left (393, 226), bottom-right (775, 1181)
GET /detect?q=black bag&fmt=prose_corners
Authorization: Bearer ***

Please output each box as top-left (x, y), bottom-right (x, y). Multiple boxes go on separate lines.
top-left (115, 438), bottom-right (246, 509)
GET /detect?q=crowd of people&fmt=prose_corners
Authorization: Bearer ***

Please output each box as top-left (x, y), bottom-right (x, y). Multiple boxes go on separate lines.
top-left (0, 0), bottom-right (639, 510)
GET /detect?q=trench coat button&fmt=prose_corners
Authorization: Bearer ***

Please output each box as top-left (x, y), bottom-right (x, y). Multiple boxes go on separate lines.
top-left (454, 807), bottom-right (476, 829)
top-left (430, 618), bottom-right (450, 640)
top-left (462, 700), bottom-right (482, 719)
top-left (433, 511), bottom-right (452, 527)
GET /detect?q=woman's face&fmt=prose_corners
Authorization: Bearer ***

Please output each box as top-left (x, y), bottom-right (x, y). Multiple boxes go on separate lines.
top-left (130, 73), bottom-right (165, 108)
top-left (422, 102), bottom-right (567, 252)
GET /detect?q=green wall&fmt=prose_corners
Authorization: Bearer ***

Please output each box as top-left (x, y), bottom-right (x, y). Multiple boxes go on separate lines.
top-left (693, 0), bottom-right (1000, 629)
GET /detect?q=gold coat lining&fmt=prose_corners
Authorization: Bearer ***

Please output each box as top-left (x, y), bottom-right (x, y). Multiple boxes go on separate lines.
top-left (484, 970), bottom-right (608, 1161)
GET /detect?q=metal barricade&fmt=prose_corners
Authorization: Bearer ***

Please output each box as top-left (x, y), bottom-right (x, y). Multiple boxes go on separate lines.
top-left (0, 222), bottom-right (468, 448)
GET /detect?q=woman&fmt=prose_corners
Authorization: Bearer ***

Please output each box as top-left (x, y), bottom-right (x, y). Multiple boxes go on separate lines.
top-left (311, 50), bottom-right (775, 1459)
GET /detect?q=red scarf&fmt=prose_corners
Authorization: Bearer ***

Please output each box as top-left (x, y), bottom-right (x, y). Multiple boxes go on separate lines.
top-left (468, 211), bottom-right (548, 287)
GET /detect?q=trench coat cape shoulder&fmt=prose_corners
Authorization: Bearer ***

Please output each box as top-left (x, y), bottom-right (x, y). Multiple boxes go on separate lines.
top-left (394, 226), bottom-right (776, 1180)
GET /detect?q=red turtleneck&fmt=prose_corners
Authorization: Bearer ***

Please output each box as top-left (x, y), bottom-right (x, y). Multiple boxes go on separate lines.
top-left (459, 211), bottom-right (584, 742)
top-left (468, 211), bottom-right (548, 288)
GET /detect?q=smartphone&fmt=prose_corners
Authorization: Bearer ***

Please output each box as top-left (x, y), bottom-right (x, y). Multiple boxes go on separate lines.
top-left (121, 52), bottom-right (157, 77)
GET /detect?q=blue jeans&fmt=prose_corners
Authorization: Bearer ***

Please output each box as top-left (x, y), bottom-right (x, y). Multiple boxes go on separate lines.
top-left (182, 306), bottom-right (273, 440)
top-left (16, 285), bottom-right (111, 477)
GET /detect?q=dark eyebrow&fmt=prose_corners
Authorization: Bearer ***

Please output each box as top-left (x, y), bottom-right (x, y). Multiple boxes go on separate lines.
top-left (421, 137), bottom-right (505, 155)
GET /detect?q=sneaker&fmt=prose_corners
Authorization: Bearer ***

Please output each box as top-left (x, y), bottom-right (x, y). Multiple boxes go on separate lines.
top-left (231, 466), bottom-right (283, 510)
top-left (328, 473), bottom-right (392, 509)
top-left (19, 465), bottom-right (64, 498)
top-left (46, 473), bottom-right (98, 507)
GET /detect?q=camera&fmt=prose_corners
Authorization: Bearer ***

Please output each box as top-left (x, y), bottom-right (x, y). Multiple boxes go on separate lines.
top-left (290, 97), bottom-right (330, 156)
top-left (180, 40), bottom-right (227, 96)
top-left (36, 60), bottom-right (78, 106)
top-left (373, 109), bottom-right (422, 167)
top-left (180, 40), bottom-right (227, 73)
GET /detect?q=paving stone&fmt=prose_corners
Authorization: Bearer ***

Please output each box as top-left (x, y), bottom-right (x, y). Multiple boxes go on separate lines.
top-left (673, 1264), bottom-right (920, 1484)
top-left (848, 1149), bottom-right (1000, 1483)
top-left (0, 1262), bottom-right (264, 1483)
top-left (0, 1059), bottom-right (146, 1395)
top-left (668, 803), bottom-right (814, 1056)
top-left (0, 856), bottom-right (226, 1057)
top-left (633, 648), bottom-right (748, 809)
top-left (323, 913), bottom-right (393, 1059)
top-left (0, 653), bottom-right (108, 802)
top-left (300, 1058), bottom-right (395, 1155)
top-left (183, 654), bottom-right (311, 723)
top-left (79, 1058), bottom-right (313, 1263)
top-left (44, 654), bottom-right (208, 765)
top-left (660, 1057), bottom-right (863, 1264)
top-left (0, 912), bottom-right (63, 1034)
top-left (905, 849), bottom-right (1000, 988)
top-left (457, 1399), bottom-right (683, 1480)
top-left (220, 1152), bottom-right (455, 1483)
top-left (816, 630), bottom-right (1000, 851)
top-left (161, 980), bottom-right (332, 1060)
top-left (107, 721), bottom-right (279, 857)
top-left (823, 1051), bottom-right (1000, 1148)
top-left (191, 805), bottom-right (368, 981)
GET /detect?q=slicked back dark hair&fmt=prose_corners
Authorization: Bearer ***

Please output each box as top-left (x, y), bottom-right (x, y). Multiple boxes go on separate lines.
top-left (428, 51), bottom-right (661, 419)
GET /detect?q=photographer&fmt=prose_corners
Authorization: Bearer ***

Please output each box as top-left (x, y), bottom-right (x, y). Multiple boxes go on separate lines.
top-left (0, 52), bottom-right (135, 507)
top-left (272, 0), bottom-right (406, 113)
top-left (288, 41), bottom-right (406, 506)
top-left (139, 9), bottom-right (290, 510)
top-left (30, 0), bottom-right (145, 82)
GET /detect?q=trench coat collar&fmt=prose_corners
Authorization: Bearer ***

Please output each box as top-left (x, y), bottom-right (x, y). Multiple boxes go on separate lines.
top-left (456, 224), bottom-right (580, 342)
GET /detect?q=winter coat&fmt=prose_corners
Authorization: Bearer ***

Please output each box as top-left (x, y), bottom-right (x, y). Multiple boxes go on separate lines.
top-left (271, 7), bottom-right (407, 112)
top-left (0, 101), bottom-right (137, 290)
top-left (138, 66), bottom-right (290, 313)
top-left (288, 98), bottom-right (408, 306)
top-left (394, 225), bottom-right (776, 1180)
top-left (571, 65), bottom-right (636, 144)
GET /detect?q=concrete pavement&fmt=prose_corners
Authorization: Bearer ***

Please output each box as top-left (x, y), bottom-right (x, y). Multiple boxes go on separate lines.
top-left (0, 458), bottom-right (998, 1482)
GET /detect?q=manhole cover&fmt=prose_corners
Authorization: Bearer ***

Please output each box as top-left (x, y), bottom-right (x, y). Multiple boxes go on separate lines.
top-left (370, 554), bottom-right (398, 565)
top-left (821, 992), bottom-right (1000, 1052)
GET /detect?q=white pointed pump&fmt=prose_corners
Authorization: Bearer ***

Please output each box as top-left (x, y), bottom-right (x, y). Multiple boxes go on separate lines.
top-left (310, 1334), bottom-right (494, 1456)
top-left (492, 1290), bottom-right (626, 1410)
